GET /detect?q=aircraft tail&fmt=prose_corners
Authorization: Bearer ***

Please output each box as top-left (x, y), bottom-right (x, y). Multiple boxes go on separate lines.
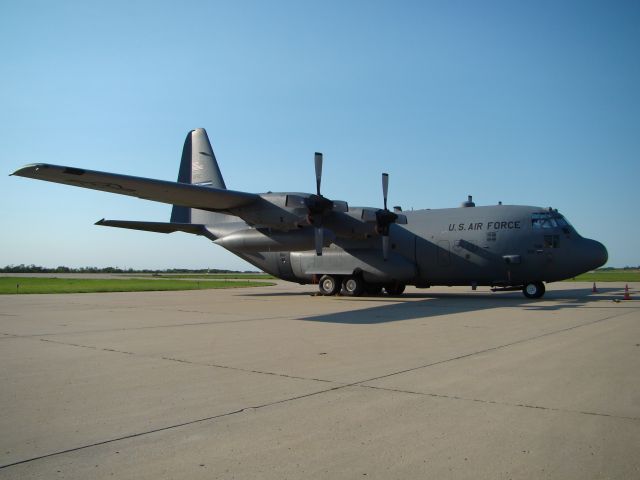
top-left (170, 128), bottom-right (230, 225)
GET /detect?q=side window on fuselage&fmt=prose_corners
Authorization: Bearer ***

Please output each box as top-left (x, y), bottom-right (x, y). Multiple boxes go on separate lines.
top-left (543, 235), bottom-right (559, 248)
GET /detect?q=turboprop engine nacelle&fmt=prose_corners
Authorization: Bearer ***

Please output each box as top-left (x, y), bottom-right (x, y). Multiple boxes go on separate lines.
top-left (214, 228), bottom-right (336, 253)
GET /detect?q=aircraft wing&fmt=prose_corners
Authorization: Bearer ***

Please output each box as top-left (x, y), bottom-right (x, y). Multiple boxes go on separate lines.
top-left (12, 163), bottom-right (259, 211)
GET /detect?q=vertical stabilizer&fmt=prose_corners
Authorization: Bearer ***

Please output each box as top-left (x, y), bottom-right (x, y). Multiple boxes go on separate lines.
top-left (171, 128), bottom-right (230, 225)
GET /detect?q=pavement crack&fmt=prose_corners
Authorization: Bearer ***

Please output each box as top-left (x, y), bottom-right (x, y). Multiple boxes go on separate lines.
top-left (349, 308), bottom-right (637, 387)
top-left (0, 407), bottom-right (245, 470)
top-left (357, 384), bottom-right (640, 422)
top-left (0, 383), bottom-right (346, 471)
top-left (7, 315), bottom-right (294, 339)
top-left (159, 355), bottom-right (339, 384)
top-left (38, 338), bottom-right (339, 385)
top-left (4, 303), bottom-right (635, 470)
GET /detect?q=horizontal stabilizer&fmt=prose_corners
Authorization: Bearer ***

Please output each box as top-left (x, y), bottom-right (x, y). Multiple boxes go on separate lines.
top-left (12, 164), bottom-right (258, 212)
top-left (96, 219), bottom-right (207, 235)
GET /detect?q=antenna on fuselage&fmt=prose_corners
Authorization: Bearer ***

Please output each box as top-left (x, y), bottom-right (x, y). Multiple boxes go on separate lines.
top-left (461, 195), bottom-right (475, 207)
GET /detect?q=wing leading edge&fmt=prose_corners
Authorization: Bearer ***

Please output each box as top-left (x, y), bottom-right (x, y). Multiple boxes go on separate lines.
top-left (12, 163), bottom-right (258, 212)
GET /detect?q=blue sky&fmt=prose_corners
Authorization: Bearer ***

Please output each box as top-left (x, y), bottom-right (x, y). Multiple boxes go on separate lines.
top-left (1, 1), bottom-right (638, 270)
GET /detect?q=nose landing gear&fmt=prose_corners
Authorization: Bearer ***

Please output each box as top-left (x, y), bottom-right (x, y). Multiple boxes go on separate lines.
top-left (523, 281), bottom-right (545, 299)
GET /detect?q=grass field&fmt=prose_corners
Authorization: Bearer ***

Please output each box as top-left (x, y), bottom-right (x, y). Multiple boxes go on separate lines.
top-left (0, 277), bottom-right (276, 295)
top-left (151, 273), bottom-right (275, 280)
top-left (566, 270), bottom-right (640, 282)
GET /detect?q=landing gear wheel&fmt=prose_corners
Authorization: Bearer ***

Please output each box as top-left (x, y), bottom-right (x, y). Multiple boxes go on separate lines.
top-left (384, 283), bottom-right (406, 296)
top-left (318, 275), bottom-right (341, 296)
top-left (342, 276), bottom-right (365, 296)
top-left (523, 281), bottom-right (545, 299)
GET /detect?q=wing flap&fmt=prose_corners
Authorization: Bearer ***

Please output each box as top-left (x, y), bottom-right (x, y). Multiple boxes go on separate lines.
top-left (12, 163), bottom-right (258, 211)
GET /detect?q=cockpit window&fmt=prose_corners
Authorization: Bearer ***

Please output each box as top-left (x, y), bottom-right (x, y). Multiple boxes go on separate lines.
top-left (531, 212), bottom-right (570, 229)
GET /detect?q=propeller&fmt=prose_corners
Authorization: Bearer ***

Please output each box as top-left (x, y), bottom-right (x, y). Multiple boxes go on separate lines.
top-left (376, 173), bottom-right (399, 261)
top-left (305, 152), bottom-right (333, 256)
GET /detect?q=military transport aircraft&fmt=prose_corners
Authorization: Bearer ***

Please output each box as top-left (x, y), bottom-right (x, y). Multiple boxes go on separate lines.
top-left (12, 128), bottom-right (607, 298)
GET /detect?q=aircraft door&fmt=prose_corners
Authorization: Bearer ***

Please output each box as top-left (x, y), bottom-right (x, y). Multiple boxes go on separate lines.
top-left (533, 234), bottom-right (559, 268)
top-left (277, 252), bottom-right (295, 280)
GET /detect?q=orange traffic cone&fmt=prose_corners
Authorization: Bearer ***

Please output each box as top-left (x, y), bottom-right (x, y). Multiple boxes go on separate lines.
top-left (592, 282), bottom-right (598, 293)
top-left (623, 284), bottom-right (631, 300)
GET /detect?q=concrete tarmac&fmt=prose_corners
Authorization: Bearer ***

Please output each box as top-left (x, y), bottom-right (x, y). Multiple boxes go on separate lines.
top-left (1, 282), bottom-right (639, 479)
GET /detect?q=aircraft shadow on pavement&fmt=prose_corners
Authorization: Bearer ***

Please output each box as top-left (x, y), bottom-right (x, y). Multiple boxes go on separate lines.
top-left (294, 287), bottom-right (628, 324)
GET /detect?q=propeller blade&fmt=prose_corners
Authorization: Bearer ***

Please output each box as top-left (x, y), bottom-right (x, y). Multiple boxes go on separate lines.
top-left (382, 234), bottom-right (390, 261)
top-left (314, 152), bottom-right (323, 196)
top-left (382, 173), bottom-right (389, 210)
top-left (314, 226), bottom-right (323, 256)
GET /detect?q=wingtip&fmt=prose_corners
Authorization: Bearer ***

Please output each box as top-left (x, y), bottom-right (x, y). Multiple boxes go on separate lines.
top-left (10, 166), bottom-right (27, 176)
top-left (11, 164), bottom-right (47, 177)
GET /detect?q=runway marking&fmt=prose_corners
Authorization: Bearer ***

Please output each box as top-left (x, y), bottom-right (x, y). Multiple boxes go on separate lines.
top-left (1, 307), bottom-right (636, 471)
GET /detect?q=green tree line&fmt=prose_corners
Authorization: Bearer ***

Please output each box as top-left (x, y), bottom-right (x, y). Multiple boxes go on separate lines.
top-left (1, 264), bottom-right (257, 274)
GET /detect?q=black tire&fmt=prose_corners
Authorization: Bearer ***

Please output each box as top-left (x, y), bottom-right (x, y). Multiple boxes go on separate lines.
top-left (522, 281), bottom-right (545, 299)
top-left (384, 283), bottom-right (406, 296)
top-left (342, 276), bottom-right (365, 296)
top-left (318, 275), bottom-right (341, 296)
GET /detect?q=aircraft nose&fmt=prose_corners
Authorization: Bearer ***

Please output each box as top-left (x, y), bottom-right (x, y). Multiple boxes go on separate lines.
top-left (584, 239), bottom-right (608, 270)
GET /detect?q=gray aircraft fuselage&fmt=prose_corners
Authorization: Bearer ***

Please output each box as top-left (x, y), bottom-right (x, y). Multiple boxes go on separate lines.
top-left (228, 204), bottom-right (607, 289)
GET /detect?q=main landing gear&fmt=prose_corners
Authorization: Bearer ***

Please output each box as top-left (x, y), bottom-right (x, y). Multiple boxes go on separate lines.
top-left (342, 276), bottom-right (365, 296)
top-left (318, 275), bottom-right (341, 296)
top-left (318, 275), bottom-right (406, 297)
